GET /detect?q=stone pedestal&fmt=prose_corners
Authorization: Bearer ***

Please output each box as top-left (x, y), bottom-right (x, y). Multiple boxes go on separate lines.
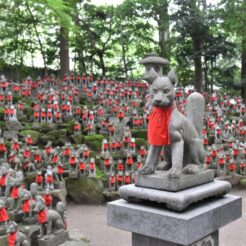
top-left (107, 195), bottom-right (241, 246)
top-left (135, 170), bottom-right (214, 191)
top-left (38, 231), bottom-right (69, 246)
top-left (119, 180), bottom-right (231, 211)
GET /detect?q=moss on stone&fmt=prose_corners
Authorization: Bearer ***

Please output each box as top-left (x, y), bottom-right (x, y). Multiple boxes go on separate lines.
top-left (19, 130), bottom-right (40, 144)
top-left (239, 178), bottom-right (246, 186)
top-left (23, 105), bottom-right (33, 119)
top-left (70, 134), bottom-right (83, 144)
top-left (131, 129), bottom-right (147, 139)
top-left (65, 120), bottom-right (75, 135)
top-left (0, 107), bottom-right (4, 121)
top-left (83, 134), bottom-right (104, 152)
top-left (39, 123), bottom-right (57, 133)
top-left (38, 129), bottom-right (67, 146)
top-left (135, 138), bottom-right (148, 148)
top-left (65, 177), bottom-right (104, 204)
top-left (0, 120), bottom-right (5, 129)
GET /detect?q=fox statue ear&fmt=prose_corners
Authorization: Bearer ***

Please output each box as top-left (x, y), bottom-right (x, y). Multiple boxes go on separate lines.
top-left (167, 69), bottom-right (178, 85)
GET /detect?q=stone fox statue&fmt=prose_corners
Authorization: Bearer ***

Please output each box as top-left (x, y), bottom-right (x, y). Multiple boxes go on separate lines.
top-left (35, 196), bottom-right (65, 239)
top-left (139, 70), bottom-right (205, 179)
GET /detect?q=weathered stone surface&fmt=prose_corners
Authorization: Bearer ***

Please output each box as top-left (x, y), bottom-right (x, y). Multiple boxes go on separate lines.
top-left (5, 120), bottom-right (23, 131)
top-left (107, 195), bottom-right (241, 245)
top-left (119, 180), bottom-right (231, 211)
top-left (3, 130), bottom-right (18, 140)
top-left (217, 174), bottom-right (242, 186)
top-left (66, 177), bottom-right (104, 204)
top-left (0, 235), bottom-right (7, 245)
top-left (60, 241), bottom-right (89, 246)
top-left (19, 129), bottom-right (40, 144)
top-left (18, 223), bottom-right (40, 246)
top-left (38, 188), bottom-right (67, 207)
top-left (38, 231), bottom-right (69, 246)
top-left (132, 231), bottom-right (218, 246)
top-left (135, 170), bottom-right (214, 192)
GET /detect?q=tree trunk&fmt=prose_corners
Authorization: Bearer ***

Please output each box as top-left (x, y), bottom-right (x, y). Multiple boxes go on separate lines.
top-left (241, 38), bottom-right (246, 103)
top-left (158, 1), bottom-right (169, 65)
top-left (78, 50), bottom-right (86, 73)
top-left (60, 27), bottom-right (70, 77)
top-left (192, 37), bottom-right (203, 92)
top-left (204, 60), bottom-right (209, 92)
top-left (98, 52), bottom-right (106, 76)
top-left (26, 1), bottom-right (47, 73)
top-left (120, 25), bottom-right (128, 78)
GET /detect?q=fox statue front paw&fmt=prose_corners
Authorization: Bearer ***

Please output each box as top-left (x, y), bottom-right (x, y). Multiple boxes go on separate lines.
top-left (138, 165), bottom-right (155, 175)
top-left (167, 168), bottom-right (182, 179)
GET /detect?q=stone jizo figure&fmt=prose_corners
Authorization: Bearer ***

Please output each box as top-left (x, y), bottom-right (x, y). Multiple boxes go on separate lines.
top-left (139, 70), bottom-right (205, 179)
top-left (19, 189), bottom-right (36, 221)
top-left (7, 221), bottom-right (29, 246)
top-left (0, 199), bottom-right (8, 235)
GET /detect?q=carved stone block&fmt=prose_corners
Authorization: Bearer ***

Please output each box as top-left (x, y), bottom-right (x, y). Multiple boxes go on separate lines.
top-left (119, 180), bottom-right (231, 211)
top-left (38, 230), bottom-right (69, 246)
top-left (135, 170), bottom-right (214, 191)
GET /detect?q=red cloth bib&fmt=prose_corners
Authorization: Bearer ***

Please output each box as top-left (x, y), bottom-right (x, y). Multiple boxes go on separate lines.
top-left (0, 175), bottom-right (7, 187)
top-left (22, 200), bottom-right (31, 213)
top-left (38, 209), bottom-right (47, 223)
top-left (0, 208), bottom-right (8, 222)
top-left (148, 104), bottom-right (175, 146)
top-left (8, 232), bottom-right (17, 246)
top-left (11, 187), bottom-right (19, 199)
top-left (44, 195), bottom-right (52, 206)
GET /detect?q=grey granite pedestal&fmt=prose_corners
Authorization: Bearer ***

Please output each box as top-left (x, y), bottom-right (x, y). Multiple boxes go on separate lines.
top-left (107, 195), bottom-right (241, 246)
top-left (119, 180), bottom-right (231, 211)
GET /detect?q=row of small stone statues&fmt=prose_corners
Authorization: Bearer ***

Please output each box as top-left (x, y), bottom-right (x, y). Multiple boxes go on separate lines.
top-left (0, 164), bottom-right (69, 245)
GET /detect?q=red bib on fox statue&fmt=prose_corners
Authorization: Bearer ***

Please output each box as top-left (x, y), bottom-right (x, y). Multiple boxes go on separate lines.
top-left (148, 103), bottom-right (176, 146)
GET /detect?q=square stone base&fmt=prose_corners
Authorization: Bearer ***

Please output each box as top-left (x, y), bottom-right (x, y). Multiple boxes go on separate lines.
top-left (107, 195), bottom-right (241, 245)
top-left (135, 170), bottom-right (214, 191)
top-left (69, 171), bottom-right (79, 179)
top-left (119, 180), bottom-right (231, 211)
top-left (132, 231), bottom-right (218, 246)
top-left (38, 231), bottom-right (69, 246)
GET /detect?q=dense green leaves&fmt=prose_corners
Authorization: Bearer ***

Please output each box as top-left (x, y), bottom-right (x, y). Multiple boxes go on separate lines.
top-left (0, 0), bottom-right (245, 100)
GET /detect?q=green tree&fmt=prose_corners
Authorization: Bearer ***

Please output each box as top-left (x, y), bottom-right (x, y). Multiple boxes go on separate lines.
top-left (219, 0), bottom-right (246, 101)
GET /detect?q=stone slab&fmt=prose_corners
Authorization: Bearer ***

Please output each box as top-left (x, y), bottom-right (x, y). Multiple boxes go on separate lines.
top-left (60, 240), bottom-right (89, 246)
top-left (107, 195), bottom-right (241, 245)
top-left (38, 231), bottom-right (69, 246)
top-left (135, 170), bottom-right (214, 191)
top-left (119, 180), bottom-right (231, 211)
top-left (132, 231), bottom-right (218, 246)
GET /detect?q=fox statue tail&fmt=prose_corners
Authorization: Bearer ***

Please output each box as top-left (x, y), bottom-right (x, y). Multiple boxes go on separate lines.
top-left (187, 92), bottom-right (205, 137)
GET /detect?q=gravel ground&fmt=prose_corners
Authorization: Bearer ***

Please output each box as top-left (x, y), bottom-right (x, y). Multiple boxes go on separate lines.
top-left (66, 188), bottom-right (246, 246)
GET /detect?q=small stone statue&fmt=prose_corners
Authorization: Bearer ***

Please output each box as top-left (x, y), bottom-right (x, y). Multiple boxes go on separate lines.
top-left (0, 199), bottom-right (8, 235)
top-left (20, 189), bottom-right (36, 221)
top-left (7, 221), bottom-right (29, 246)
top-left (35, 171), bottom-right (43, 189)
top-left (45, 169), bottom-right (54, 191)
top-left (42, 190), bottom-right (52, 209)
top-left (88, 157), bottom-right (96, 177)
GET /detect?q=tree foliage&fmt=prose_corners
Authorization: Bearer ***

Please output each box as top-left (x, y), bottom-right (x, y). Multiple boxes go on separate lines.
top-left (0, 0), bottom-right (245, 100)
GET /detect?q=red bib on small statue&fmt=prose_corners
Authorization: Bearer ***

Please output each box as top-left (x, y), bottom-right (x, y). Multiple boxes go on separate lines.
top-left (38, 209), bottom-right (47, 224)
top-left (148, 104), bottom-right (175, 146)
top-left (0, 208), bottom-right (8, 222)
top-left (8, 232), bottom-right (17, 246)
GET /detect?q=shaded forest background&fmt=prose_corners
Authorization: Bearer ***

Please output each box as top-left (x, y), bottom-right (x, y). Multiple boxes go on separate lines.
top-left (0, 0), bottom-right (245, 98)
